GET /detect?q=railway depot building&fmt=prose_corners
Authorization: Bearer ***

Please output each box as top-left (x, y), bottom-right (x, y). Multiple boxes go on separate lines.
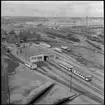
top-left (20, 43), bottom-right (56, 63)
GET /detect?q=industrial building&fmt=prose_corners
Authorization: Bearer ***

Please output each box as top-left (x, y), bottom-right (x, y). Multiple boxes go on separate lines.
top-left (20, 43), bottom-right (56, 63)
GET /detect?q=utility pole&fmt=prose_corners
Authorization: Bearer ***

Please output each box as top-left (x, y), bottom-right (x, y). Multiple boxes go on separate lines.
top-left (7, 72), bottom-right (10, 104)
top-left (70, 68), bottom-right (72, 92)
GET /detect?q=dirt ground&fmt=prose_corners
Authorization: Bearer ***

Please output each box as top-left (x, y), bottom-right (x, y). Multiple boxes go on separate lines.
top-left (8, 63), bottom-right (99, 104)
top-left (8, 64), bottom-right (74, 104)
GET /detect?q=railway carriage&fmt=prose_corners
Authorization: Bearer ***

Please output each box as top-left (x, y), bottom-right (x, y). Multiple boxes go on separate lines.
top-left (25, 63), bottom-right (37, 70)
top-left (59, 63), bottom-right (92, 82)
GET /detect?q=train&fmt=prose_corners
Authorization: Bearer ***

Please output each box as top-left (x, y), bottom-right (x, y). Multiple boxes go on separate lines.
top-left (52, 47), bottom-right (62, 53)
top-left (61, 46), bottom-right (68, 50)
top-left (86, 39), bottom-right (102, 50)
top-left (39, 42), bottom-right (51, 48)
top-left (59, 63), bottom-right (92, 82)
top-left (25, 63), bottom-right (37, 70)
top-left (61, 46), bottom-right (71, 52)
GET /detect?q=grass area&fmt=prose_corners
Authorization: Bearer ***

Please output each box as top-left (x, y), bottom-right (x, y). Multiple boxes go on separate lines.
top-left (1, 52), bottom-right (19, 104)
top-left (6, 59), bottom-right (19, 75)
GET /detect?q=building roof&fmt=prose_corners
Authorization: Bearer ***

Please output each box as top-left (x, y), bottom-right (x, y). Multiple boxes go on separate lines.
top-left (21, 43), bottom-right (55, 57)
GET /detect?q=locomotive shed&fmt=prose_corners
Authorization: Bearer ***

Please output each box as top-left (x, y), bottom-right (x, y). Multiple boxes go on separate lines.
top-left (20, 43), bottom-right (56, 63)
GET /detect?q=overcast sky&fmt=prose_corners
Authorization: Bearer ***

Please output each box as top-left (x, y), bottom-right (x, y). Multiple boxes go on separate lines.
top-left (1, 1), bottom-right (104, 17)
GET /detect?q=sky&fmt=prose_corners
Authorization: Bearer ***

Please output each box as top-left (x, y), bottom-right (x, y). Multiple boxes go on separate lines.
top-left (1, 1), bottom-right (104, 17)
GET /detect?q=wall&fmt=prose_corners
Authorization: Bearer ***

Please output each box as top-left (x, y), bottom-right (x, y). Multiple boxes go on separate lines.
top-left (30, 55), bottom-right (44, 63)
top-left (30, 54), bottom-right (56, 63)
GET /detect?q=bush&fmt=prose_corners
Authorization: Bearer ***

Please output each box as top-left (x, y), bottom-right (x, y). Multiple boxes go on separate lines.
top-left (68, 36), bottom-right (80, 42)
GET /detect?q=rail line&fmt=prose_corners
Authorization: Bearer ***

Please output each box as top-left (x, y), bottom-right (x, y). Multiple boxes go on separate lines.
top-left (90, 81), bottom-right (104, 91)
top-left (7, 50), bottom-right (104, 104)
top-left (46, 60), bottom-right (104, 95)
top-left (36, 67), bottom-right (104, 104)
top-left (48, 60), bottom-right (104, 92)
top-left (63, 51), bottom-right (104, 73)
top-left (59, 60), bottom-right (104, 91)
top-left (63, 59), bottom-right (104, 86)
top-left (58, 55), bottom-right (104, 83)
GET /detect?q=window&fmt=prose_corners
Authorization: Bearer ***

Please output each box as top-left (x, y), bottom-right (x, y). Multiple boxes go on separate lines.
top-left (32, 57), bottom-right (36, 60)
top-left (37, 56), bottom-right (42, 60)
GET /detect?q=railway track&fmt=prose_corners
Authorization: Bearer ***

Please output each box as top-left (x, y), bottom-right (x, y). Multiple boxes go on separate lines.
top-left (49, 60), bottom-right (104, 91)
top-left (63, 51), bottom-right (104, 72)
top-left (7, 50), bottom-right (104, 104)
top-left (90, 81), bottom-right (104, 92)
top-left (36, 67), bottom-right (104, 104)
top-left (63, 59), bottom-right (104, 86)
top-left (45, 61), bottom-right (104, 96)
top-left (60, 60), bottom-right (104, 91)
top-left (58, 54), bottom-right (104, 83)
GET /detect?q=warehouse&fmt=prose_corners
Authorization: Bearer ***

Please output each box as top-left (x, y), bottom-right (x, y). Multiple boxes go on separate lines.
top-left (20, 43), bottom-right (56, 63)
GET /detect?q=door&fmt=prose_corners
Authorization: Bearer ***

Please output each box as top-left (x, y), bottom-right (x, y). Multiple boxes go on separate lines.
top-left (44, 56), bottom-right (49, 61)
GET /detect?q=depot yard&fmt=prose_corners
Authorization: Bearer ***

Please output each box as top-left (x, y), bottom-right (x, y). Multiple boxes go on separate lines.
top-left (40, 32), bottom-right (104, 70)
top-left (1, 17), bottom-right (104, 104)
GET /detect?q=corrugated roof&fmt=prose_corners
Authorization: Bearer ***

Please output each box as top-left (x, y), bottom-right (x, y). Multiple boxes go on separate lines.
top-left (21, 43), bottom-right (55, 57)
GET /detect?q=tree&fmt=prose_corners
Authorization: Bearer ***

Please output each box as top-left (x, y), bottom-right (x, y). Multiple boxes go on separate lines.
top-left (19, 30), bottom-right (29, 42)
top-left (36, 33), bottom-right (41, 41)
top-left (8, 29), bottom-right (16, 35)
top-left (1, 29), bottom-right (8, 36)
top-left (37, 24), bottom-right (43, 27)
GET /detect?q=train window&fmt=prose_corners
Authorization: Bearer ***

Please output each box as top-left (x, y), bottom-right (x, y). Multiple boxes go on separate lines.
top-left (79, 73), bottom-right (82, 76)
top-left (79, 74), bottom-right (84, 78)
top-left (80, 75), bottom-right (84, 78)
top-left (82, 75), bottom-right (85, 78)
